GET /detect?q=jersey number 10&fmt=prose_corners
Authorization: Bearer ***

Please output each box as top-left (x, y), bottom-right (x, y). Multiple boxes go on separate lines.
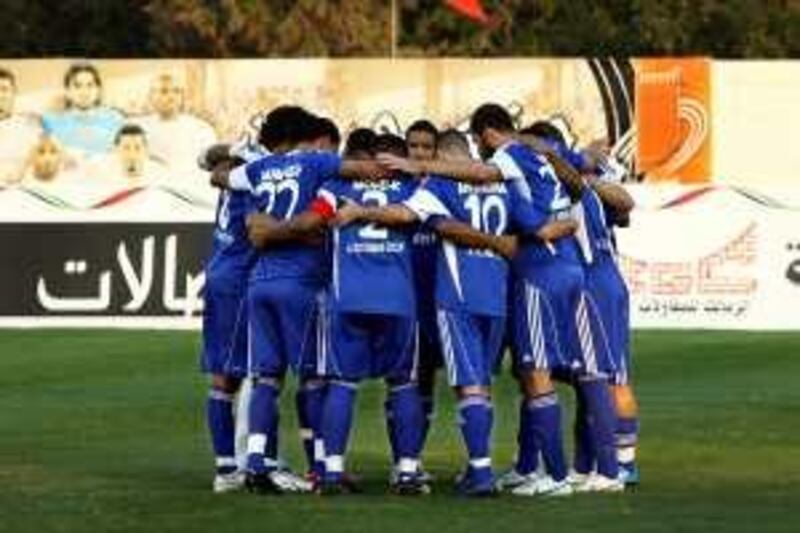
top-left (464, 194), bottom-right (508, 236)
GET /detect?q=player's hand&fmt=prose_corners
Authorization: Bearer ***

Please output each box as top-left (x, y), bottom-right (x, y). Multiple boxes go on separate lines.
top-left (494, 234), bottom-right (519, 260)
top-left (246, 212), bottom-right (281, 228)
top-left (586, 138), bottom-right (610, 155)
top-left (583, 138), bottom-right (610, 168)
top-left (198, 143), bottom-right (233, 171)
top-left (246, 213), bottom-right (281, 247)
top-left (334, 200), bottom-right (366, 227)
top-left (377, 154), bottom-right (421, 175)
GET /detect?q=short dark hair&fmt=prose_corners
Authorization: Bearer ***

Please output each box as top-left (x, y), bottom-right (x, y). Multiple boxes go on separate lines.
top-left (437, 128), bottom-right (470, 154)
top-left (310, 116), bottom-right (341, 146)
top-left (0, 68), bottom-right (15, 87)
top-left (405, 119), bottom-right (438, 139)
top-left (469, 103), bottom-right (514, 136)
top-left (258, 105), bottom-right (314, 150)
top-left (519, 120), bottom-right (565, 146)
top-left (114, 123), bottom-right (146, 145)
top-left (64, 62), bottom-right (102, 89)
top-left (374, 133), bottom-right (408, 158)
top-left (344, 128), bottom-right (377, 158)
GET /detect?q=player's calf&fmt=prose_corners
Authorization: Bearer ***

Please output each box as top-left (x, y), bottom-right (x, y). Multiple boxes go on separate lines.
top-left (206, 374), bottom-right (243, 492)
top-left (245, 375), bottom-right (282, 477)
top-left (513, 370), bottom-right (568, 485)
top-left (612, 383), bottom-right (640, 485)
top-left (296, 378), bottom-right (328, 476)
top-left (454, 386), bottom-right (495, 495)
top-left (575, 374), bottom-right (619, 483)
top-left (319, 380), bottom-right (359, 491)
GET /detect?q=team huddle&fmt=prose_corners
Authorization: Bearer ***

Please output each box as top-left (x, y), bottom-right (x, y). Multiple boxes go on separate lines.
top-left (198, 102), bottom-right (640, 497)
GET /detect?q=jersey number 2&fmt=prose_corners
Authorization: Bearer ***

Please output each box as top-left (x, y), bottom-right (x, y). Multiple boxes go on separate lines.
top-left (358, 190), bottom-right (389, 240)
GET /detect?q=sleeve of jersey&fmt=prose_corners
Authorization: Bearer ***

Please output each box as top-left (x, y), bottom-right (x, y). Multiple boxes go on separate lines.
top-left (490, 149), bottom-right (526, 182)
top-left (403, 186), bottom-right (452, 223)
top-left (310, 188), bottom-right (338, 220)
top-left (314, 152), bottom-right (343, 181)
top-left (553, 143), bottom-right (588, 172)
top-left (227, 162), bottom-right (255, 192)
top-left (510, 187), bottom-right (548, 234)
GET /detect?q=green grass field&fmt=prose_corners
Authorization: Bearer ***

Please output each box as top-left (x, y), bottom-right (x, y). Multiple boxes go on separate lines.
top-left (1, 330), bottom-right (798, 533)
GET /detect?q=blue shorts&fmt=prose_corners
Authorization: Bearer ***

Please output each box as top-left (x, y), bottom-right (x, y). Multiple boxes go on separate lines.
top-left (585, 257), bottom-right (630, 385)
top-left (247, 278), bottom-right (322, 379)
top-left (320, 311), bottom-right (418, 383)
top-left (200, 283), bottom-right (248, 378)
top-left (512, 260), bottom-right (615, 378)
top-left (436, 308), bottom-right (505, 388)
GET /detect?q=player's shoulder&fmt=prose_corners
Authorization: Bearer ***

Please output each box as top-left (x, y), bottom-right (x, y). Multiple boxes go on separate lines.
top-left (422, 173), bottom-right (456, 194)
top-left (294, 148), bottom-right (340, 164)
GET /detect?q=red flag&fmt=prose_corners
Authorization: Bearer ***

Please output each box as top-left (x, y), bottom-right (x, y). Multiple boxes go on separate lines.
top-left (445, 0), bottom-right (490, 24)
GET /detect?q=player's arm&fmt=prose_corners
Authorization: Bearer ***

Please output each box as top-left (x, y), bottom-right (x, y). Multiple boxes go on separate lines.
top-left (209, 159), bottom-right (242, 189)
top-left (529, 219), bottom-right (578, 241)
top-left (246, 211), bottom-right (328, 249)
top-left (515, 133), bottom-right (587, 201)
top-left (338, 158), bottom-right (392, 181)
top-left (433, 218), bottom-right (518, 260)
top-left (198, 143), bottom-right (234, 172)
top-left (377, 153), bottom-right (503, 183)
top-left (336, 202), bottom-right (419, 228)
top-left (246, 189), bottom-right (341, 249)
top-left (541, 151), bottom-right (585, 201)
top-left (587, 176), bottom-right (635, 214)
top-left (508, 181), bottom-right (578, 243)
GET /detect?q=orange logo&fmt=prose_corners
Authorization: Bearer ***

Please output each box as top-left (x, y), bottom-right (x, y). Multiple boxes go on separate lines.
top-left (635, 58), bottom-right (712, 183)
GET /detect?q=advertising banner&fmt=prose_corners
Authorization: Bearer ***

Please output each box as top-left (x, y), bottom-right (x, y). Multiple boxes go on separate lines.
top-left (618, 185), bottom-right (800, 330)
top-left (1, 58), bottom-right (797, 330)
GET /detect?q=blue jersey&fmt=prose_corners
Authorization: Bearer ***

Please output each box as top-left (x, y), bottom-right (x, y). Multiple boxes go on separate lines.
top-left (405, 175), bottom-right (546, 317)
top-left (228, 150), bottom-right (341, 283)
top-left (581, 188), bottom-right (617, 263)
top-left (205, 189), bottom-right (257, 292)
top-left (42, 108), bottom-right (124, 155)
top-left (490, 141), bottom-right (581, 272)
top-left (320, 177), bottom-right (418, 317)
top-left (411, 226), bottom-right (438, 319)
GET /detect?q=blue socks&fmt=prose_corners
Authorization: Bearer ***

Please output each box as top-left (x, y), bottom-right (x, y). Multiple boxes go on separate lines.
top-left (515, 397), bottom-right (539, 475)
top-left (385, 398), bottom-right (399, 464)
top-left (296, 380), bottom-right (327, 474)
top-left (207, 387), bottom-right (236, 474)
top-left (579, 378), bottom-right (619, 479)
top-left (573, 383), bottom-right (596, 474)
top-left (458, 395), bottom-right (493, 485)
top-left (246, 379), bottom-right (280, 474)
top-left (525, 392), bottom-right (567, 481)
top-left (419, 395), bottom-right (434, 455)
top-left (388, 383), bottom-right (423, 473)
top-left (321, 381), bottom-right (358, 482)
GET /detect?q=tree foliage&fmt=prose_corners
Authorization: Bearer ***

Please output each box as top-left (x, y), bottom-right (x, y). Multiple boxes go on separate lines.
top-left (0, 0), bottom-right (797, 57)
top-left (400, 0), bottom-right (800, 57)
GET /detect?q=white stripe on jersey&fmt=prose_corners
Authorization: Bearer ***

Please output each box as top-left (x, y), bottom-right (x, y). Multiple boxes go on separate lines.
top-left (442, 240), bottom-right (465, 302)
top-left (437, 310), bottom-right (457, 385)
top-left (526, 284), bottom-right (546, 370)
top-left (332, 230), bottom-right (341, 299)
top-left (490, 145), bottom-right (526, 182)
top-left (404, 188), bottom-right (452, 222)
top-left (576, 294), bottom-right (598, 375)
top-left (228, 165), bottom-right (254, 193)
